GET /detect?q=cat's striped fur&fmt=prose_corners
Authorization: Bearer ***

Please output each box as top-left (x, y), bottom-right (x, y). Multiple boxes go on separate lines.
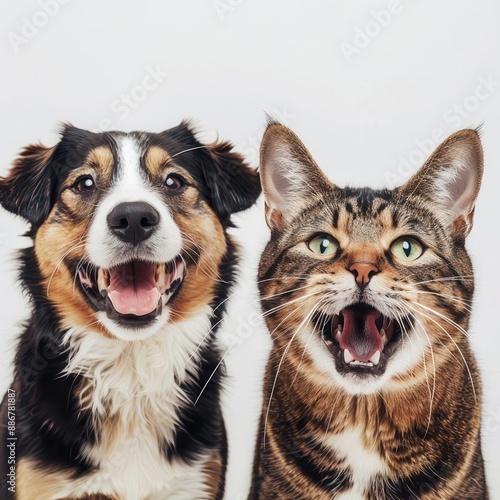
top-left (250, 123), bottom-right (488, 499)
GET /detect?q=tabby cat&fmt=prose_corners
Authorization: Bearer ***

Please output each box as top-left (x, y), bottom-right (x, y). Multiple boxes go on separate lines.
top-left (250, 123), bottom-right (488, 499)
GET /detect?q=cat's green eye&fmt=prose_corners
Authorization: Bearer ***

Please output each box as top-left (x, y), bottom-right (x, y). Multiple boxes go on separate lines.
top-left (390, 237), bottom-right (423, 261)
top-left (308, 235), bottom-right (338, 256)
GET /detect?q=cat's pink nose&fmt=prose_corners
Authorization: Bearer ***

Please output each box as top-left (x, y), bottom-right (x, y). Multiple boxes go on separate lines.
top-left (348, 262), bottom-right (379, 288)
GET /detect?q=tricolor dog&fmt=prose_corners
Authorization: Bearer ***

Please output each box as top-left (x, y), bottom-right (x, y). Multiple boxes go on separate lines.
top-left (0, 122), bottom-right (260, 499)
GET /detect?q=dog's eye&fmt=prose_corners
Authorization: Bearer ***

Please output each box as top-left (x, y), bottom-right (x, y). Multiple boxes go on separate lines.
top-left (165, 174), bottom-right (184, 190)
top-left (73, 175), bottom-right (96, 193)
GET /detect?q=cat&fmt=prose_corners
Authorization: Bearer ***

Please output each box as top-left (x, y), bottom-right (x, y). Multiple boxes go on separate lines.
top-left (250, 122), bottom-right (488, 499)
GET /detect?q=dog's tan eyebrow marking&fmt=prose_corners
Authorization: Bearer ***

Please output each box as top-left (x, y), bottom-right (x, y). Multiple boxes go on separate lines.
top-left (144, 145), bottom-right (174, 179)
top-left (86, 146), bottom-right (114, 180)
top-left (62, 146), bottom-right (115, 188)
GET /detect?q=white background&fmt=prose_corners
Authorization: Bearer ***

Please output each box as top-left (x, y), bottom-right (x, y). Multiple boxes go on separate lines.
top-left (1, 1), bottom-right (499, 498)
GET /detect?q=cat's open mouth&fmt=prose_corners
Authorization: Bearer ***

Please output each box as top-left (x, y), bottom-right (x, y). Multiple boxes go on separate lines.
top-left (321, 303), bottom-right (410, 375)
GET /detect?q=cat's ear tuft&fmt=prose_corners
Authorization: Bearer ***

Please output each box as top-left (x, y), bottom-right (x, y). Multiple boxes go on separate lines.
top-left (260, 123), bottom-right (332, 230)
top-left (400, 129), bottom-right (483, 239)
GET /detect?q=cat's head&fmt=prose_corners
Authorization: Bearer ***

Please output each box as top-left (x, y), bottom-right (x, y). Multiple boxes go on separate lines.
top-left (258, 122), bottom-right (483, 395)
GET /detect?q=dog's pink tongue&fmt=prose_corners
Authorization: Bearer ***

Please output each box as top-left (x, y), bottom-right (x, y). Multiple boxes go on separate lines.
top-left (108, 262), bottom-right (159, 316)
top-left (339, 308), bottom-right (384, 362)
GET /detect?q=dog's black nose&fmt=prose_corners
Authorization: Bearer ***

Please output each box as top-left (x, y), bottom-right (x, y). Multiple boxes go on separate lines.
top-left (107, 202), bottom-right (160, 245)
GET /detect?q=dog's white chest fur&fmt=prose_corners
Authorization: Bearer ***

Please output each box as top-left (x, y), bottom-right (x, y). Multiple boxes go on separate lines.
top-left (325, 428), bottom-right (387, 499)
top-left (58, 307), bottom-right (215, 499)
top-left (76, 432), bottom-right (211, 500)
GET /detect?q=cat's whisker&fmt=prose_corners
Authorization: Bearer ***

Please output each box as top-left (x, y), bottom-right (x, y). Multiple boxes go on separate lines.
top-left (262, 289), bottom-right (322, 317)
top-left (375, 281), bottom-right (474, 311)
top-left (291, 327), bottom-right (316, 387)
top-left (263, 302), bottom-right (321, 450)
top-left (248, 282), bottom-right (318, 307)
top-left (184, 285), bottom-right (321, 367)
top-left (194, 350), bottom-right (227, 406)
top-left (256, 276), bottom-right (315, 285)
top-left (266, 291), bottom-right (324, 343)
top-left (410, 275), bottom-right (474, 286)
top-left (379, 301), bottom-right (438, 435)
top-left (398, 302), bottom-right (437, 435)
top-left (406, 289), bottom-right (473, 310)
top-left (212, 278), bottom-right (314, 316)
top-left (192, 290), bottom-right (325, 374)
top-left (405, 302), bottom-right (477, 402)
top-left (412, 301), bottom-right (475, 343)
top-left (291, 303), bottom-right (330, 386)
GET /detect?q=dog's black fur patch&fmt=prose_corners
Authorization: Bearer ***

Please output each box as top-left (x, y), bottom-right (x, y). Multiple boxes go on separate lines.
top-left (0, 121), bottom-right (260, 498)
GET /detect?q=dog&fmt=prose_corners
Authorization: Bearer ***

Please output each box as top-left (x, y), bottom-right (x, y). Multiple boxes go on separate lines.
top-left (0, 122), bottom-right (260, 499)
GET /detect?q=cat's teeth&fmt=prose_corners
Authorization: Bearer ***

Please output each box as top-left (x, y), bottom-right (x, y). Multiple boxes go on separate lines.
top-left (348, 360), bottom-right (373, 367)
top-left (344, 348), bottom-right (354, 364)
top-left (370, 350), bottom-right (381, 366)
top-left (335, 324), bottom-right (343, 342)
top-left (344, 348), bottom-right (379, 366)
top-left (381, 328), bottom-right (388, 345)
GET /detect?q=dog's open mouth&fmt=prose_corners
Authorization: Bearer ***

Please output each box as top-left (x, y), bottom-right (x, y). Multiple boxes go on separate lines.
top-left (320, 303), bottom-right (411, 375)
top-left (78, 257), bottom-right (185, 327)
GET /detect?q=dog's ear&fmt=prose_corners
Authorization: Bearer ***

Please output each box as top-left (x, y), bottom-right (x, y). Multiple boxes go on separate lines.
top-left (159, 121), bottom-right (261, 223)
top-left (164, 121), bottom-right (202, 148)
top-left (0, 143), bottom-right (57, 228)
top-left (200, 141), bottom-right (261, 223)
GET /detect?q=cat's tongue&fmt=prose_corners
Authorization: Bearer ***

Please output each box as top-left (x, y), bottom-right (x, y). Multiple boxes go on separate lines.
top-left (338, 307), bottom-right (384, 363)
top-left (108, 261), bottom-right (160, 316)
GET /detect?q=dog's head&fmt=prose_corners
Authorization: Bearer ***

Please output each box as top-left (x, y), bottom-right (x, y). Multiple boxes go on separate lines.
top-left (0, 122), bottom-right (260, 341)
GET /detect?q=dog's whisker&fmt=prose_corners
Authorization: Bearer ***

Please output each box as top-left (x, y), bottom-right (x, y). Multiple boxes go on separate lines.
top-left (171, 145), bottom-right (210, 158)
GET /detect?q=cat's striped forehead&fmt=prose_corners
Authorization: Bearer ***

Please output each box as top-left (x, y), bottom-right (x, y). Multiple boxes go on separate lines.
top-left (261, 123), bottom-right (482, 247)
top-left (291, 186), bottom-right (447, 249)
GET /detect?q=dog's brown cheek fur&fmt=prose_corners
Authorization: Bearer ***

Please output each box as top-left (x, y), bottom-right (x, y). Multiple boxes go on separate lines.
top-left (169, 205), bottom-right (228, 322)
top-left (33, 213), bottom-right (113, 338)
top-left (32, 146), bottom-right (116, 336)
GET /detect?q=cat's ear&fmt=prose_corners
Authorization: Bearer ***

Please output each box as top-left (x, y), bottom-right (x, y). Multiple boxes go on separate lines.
top-left (260, 122), bottom-right (333, 230)
top-left (400, 129), bottom-right (483, 239)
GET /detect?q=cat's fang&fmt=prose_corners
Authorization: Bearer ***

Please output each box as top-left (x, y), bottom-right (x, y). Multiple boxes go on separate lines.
top-left (344, 348), bottom-right (354, 364)
top-left (335, 324), bottom-right (343, 342)
top-left (370, 350), bottom-right (381, 365)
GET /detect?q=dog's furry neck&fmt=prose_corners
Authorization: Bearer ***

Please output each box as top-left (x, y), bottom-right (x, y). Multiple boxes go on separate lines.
top-left (62, 305), bottom-right (213, 443)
